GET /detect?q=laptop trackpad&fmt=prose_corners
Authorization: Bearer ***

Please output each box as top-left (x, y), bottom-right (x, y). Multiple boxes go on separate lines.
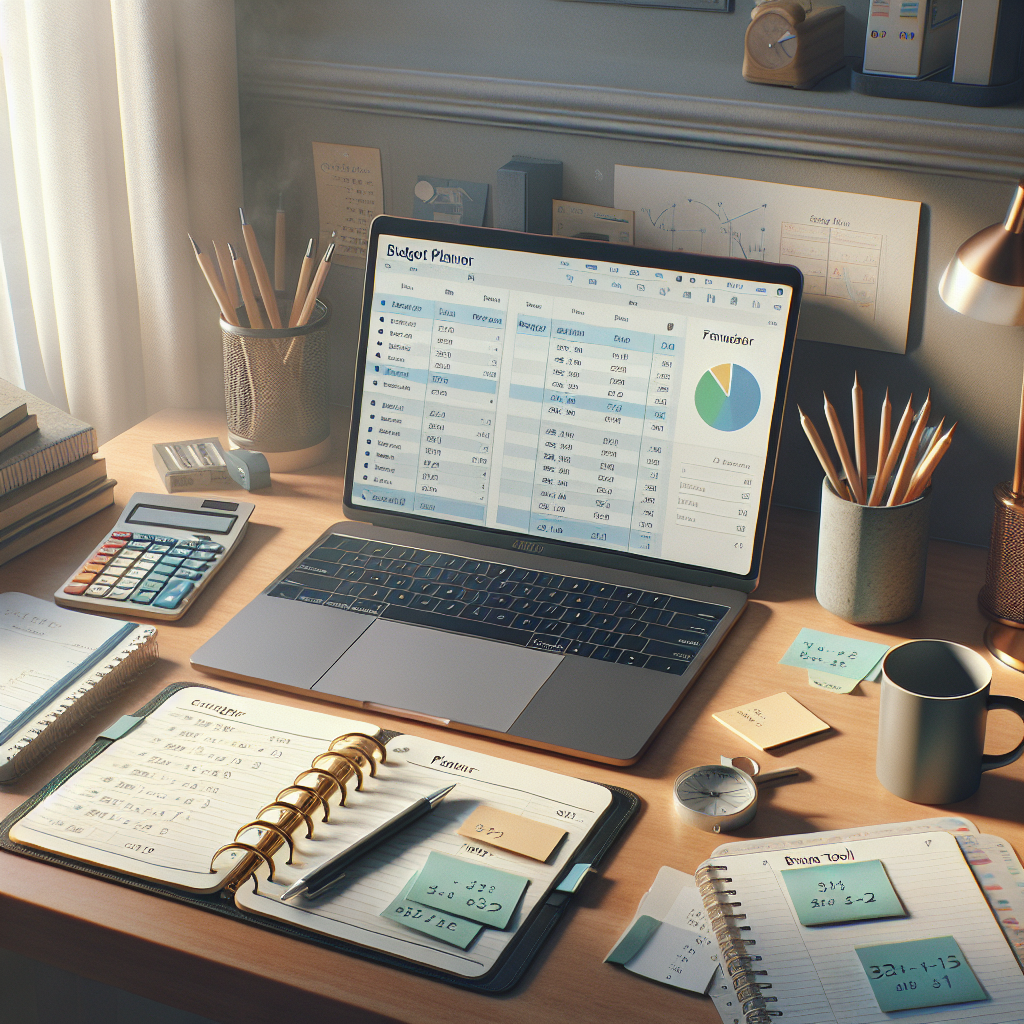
top-left (312, 619), bottom-right (561, 732)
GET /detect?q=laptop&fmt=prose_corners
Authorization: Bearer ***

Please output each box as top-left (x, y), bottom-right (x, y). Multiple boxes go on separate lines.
top-left (192, 215), bottom-right (802, 765)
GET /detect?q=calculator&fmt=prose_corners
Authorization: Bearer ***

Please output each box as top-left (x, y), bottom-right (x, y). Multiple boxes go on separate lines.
top-left (55, 492), bottom-right (255, 620)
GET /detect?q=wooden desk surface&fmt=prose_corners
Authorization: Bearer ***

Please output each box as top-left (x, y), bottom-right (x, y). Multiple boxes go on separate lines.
top-left (1, 408), bottom-right (1022, 1024)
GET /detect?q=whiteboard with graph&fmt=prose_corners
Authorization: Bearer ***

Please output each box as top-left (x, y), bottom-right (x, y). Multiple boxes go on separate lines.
top-left (614, 166), bottom-right (921, 353)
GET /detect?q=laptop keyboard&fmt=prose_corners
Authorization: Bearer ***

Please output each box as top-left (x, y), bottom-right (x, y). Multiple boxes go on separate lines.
top-left (267, 536), bottom-right (729, 675)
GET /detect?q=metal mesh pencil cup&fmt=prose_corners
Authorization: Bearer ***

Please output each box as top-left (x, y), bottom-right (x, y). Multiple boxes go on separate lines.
top-left (221, 299), bottom-right (330, 454)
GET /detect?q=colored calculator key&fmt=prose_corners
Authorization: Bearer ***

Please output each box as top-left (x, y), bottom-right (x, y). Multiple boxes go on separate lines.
top-left (55, 492), bottom-right (254, 620)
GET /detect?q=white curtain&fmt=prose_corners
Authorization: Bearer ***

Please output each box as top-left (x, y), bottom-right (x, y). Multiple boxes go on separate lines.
top-left (0, 0), bottom-right (242, 442)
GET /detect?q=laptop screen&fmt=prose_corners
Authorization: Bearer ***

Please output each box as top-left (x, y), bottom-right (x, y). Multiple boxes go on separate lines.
top-left (345, 216), bottom-right (801, 585)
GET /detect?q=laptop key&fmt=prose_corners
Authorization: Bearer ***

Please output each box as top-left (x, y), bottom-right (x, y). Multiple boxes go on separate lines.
top-left (437, 600), bottom-right (464, 615)
top-left (361, 586), bottom-right (390, 601)
top-left (489, 579), bottom-right (517, 593)
top-left (296, 558), bottom-right (338, 576)
top-left (360, 570), bottom-right (390, 585)
top-left (644, 624), bottom-right (706, 648)
top-left (486, 608), bottom-right (516, 627)
top-left (590, 598), bottom-right (619, 613)
top-left (350, 599), bottom-right (385, 615)
top-left (388, 574), bottom-right (413, 589)
top-left (585, 582), bottom-right (618, 598)
top-left (485, 593), bottom-right (513, 608)
top-left (617, 650), bottom-right (649, 668)
top-left (439, 569), bottom-right (466, 584)
top-left (566, 640), bottom-right (594, 657)
top-left (465, 575), bottom-right (490, 589)
top-left (560, 577), bottom-right (588, 594)
top-left (562, 609), bottom-right (593, 626)
top-left (590, 614), bottom-right (620, 631)
top-left (269, 584), bottom-right (302, 600)
top-left (644, 640), bottom-right (696, 662)
top-left (536, 620), bottom-right (567, 636)
top-left (562, 624), bottom-right (593, 641)
top-left (643, 656), bottom-right (688, 675)
top-left (512, 598), bottom-right (539, 614)
top-left (411, 596), bottom-right (439, 611)
top-left (388, 590), bottom-right (414, 605)
top-left (285, 569), bottom-right (340, 590)
top-left (410, 580), bottom-right (439, 595)
top-left (590, 629), bottom-right (617, 645)
top-left (669, 612), bottom-right (714, 634)
top-left (591, 646), bottom-right (618, 662)
top-left (619, 618), bottom-right (646, 636)
top-left (383, 604), bottom-right (531, 645)
top-left (437, 555), bottom-right (465, 569)
top-left (641, 608), bottom-right (673, 625)
top-left (512, 614), bottom-right (540, 631)
top-left (639, 592), bottom-right (669, 608)
top-left (615, 634), bottom-right (648, 652)
top-left (435, 585), bottom-right (465, 601)
top-left (509, 568), bottom-right (538, 583)
top-left (459, 604), bottom-right (488, 620)
top-left (415, 565), bottom-right (442, 580)
top-left (668, 596), bottom-right (728, 619)
top-left (563, 593), bottom-right (593, 609)
top-left (297, 588), bottom-right (330, 604)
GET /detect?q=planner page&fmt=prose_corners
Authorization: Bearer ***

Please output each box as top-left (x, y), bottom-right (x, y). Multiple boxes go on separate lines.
top-left (10, 687), bottom-right (379, 892)
top-left (708, 831), bottom-right (1024, 1024)
top-left (235, 734), bottom-right (613, 978)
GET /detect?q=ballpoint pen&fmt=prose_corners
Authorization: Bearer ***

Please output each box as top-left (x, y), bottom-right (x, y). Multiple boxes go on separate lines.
top-left (280, 783), bottom-right (456, 900)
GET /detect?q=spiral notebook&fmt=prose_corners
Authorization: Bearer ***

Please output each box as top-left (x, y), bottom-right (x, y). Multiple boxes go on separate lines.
top-left (1, 684), bottom-right (636, 991)
top-left (697, 830), bottom-right (1024, 1024)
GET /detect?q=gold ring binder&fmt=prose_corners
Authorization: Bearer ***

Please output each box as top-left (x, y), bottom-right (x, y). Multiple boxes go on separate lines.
top-left (235, 820), bottom-right (295, 864)
top-left (696, 864), bottom-right (778, 1023)
top-left (206, 732), bottom-right (386, 893)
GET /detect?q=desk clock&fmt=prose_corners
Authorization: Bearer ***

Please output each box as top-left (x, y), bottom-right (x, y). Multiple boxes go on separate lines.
top-left (743, 1), bottom-right (846, 90)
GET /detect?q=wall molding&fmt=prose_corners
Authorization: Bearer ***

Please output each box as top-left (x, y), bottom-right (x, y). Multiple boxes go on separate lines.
top-left (239, 57), bottom-right (1022, 181)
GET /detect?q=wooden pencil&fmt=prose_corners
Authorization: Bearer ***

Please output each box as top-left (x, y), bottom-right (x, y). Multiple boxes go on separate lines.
top-left (887, 390), bottom-right (931, 506)
top-left (875, 395), bottom-right (915, 505)
top-left (295, 242), bottom-right (335, 327)
top-left (213, 239), bottom-right (240, 314)
top-left (868, 389), bottom-right (891, 505)
top-left (904, 422), bottom-right (956, 503)
top-left (189, 235), bottom-right (238, 326)
top-left (852, 372), bottom-right (867, 499)
top-left (239, 207), bottom-right (282, 328)
top-left (274, 194), bottom-right (286, 293)
top-left (799, 406), bottom-right (849, 500)
top-left (288, 238), bottom-right (316, 328)
top-left (823, 393), bottom-right (865, 504)
top-left (229, 242), bottom-right (264, 329)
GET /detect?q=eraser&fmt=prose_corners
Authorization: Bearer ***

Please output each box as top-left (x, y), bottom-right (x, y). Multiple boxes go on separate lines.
top-left (223, 448), bottom-right (271, 491)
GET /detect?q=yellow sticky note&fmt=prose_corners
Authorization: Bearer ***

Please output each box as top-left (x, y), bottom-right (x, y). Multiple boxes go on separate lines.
top-left (712, 692), bottom-right (831, 751)
top-left (457, 805), bottom-right (567, 862)
top-left (312, 142), bottom-right (384, 268)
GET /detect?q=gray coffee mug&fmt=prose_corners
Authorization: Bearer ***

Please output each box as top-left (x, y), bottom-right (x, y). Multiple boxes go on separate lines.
top-left (876, 639), bottom-right (1024, 804)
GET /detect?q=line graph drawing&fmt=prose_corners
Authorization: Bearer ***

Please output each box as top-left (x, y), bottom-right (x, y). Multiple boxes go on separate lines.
top-left (639, 199), bottom-right (768, 260)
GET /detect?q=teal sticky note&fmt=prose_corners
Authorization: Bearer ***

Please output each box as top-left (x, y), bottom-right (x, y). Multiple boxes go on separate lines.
top-left (406, 851), bottom-right (530, 929)
top-left (855, 936), bottom-right (988, 1012)
top-left (381, 875), bottom-right (483, 949)
top-left (780, 628), bottom-right (889, 681)
top-left (781, 859), bottom-right (906, 926)
top-left (605, 915), bottom-right (662, 964)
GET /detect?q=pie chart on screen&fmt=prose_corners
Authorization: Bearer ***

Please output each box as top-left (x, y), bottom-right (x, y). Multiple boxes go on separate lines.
top-left (695, 363), bottom-right (761, 431)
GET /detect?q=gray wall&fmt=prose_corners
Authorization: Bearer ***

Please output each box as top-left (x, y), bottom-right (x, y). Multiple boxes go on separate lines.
top-left (235, 0), bottom-right (1024, 547)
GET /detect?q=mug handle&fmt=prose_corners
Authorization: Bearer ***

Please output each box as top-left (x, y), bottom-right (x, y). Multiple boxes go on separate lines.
top-left (982, 695), bottom-right (1024, 771)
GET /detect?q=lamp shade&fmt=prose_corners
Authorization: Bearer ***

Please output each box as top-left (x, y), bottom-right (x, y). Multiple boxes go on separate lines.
top-left (938, 178), bottom-right (1024, 326)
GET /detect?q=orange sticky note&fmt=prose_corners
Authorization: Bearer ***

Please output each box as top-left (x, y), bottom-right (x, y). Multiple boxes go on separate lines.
top-left (457, 805), bottom-right (567, 862)
top-left (712, 691), bottom-right (831, 751)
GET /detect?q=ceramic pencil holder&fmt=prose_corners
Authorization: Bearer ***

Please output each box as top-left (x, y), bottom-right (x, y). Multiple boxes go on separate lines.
top-left (815, 477), bottom-right (931, 625)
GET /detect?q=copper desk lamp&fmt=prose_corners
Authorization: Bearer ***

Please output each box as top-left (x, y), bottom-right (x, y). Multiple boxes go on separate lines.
top-left (939, 178), bottom-right (1024, 670)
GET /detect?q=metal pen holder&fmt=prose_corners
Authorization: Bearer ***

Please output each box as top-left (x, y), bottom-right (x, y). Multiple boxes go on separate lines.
top-left (221, 299), bottom-right (330, 459)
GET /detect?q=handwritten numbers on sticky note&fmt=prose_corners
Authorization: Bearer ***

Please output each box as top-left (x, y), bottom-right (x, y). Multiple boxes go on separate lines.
top-left (407, 851), bottom-right (529, 929)
top-left (381, 877), bottom-right (483, 949)
top-left (782, 859), bottom-right (906, 926)
top-left (456, 805), bottom-right (567, 862)
top-left (855, 936), bottom-right (988, 1012)
top-left (780, 629), bottom-right (889, 681)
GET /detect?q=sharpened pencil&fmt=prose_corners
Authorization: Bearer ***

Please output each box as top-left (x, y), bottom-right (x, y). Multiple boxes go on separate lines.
top-left (229, 242), bottom-right (264, 329)
top-left (888, 390), bottom-right (931, 506)
top-left (189, 235), bottom-right (238, 326)
top-left (868, 389), bottom-right (891, 505)
top-left (875, 395), bottom-right (915, 505)
top-left (799, 406), bottom-right (849, 500)
top-left (852, 373), bottom-right (867, 499)
top-left (240, 207), bottom-right (281, 328)
top-left (824, 393), bottom-right (865, 504)
top-left (275, 193), bottom-right (286, 293)
top-left (289, 238), bottom-right (316, 328)
top-left (904, 422), bottom-right (956, 503)
top-left (213, 239), bottom-right (240, 314)
top-left (295, 242), bottom-right (335, 327)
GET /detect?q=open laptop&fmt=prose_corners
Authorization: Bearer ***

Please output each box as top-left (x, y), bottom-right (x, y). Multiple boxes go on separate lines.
top-left (192, 215), bottom-right (802, 764)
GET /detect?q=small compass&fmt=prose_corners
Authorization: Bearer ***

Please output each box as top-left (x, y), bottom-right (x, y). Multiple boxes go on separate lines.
top-left (673, 757), bottom-right (800, 833)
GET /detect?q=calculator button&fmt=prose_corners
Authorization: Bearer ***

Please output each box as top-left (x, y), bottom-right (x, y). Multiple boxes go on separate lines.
top-left (149, 544), bottom-right (171, 553)
top-left (83, 561), bottom-right (106, 573)
top-left (124, 541), bottom-right (149, 551)
top-left (138, 553), bottom-right (161, 564)
top-left (110, 531), bottom-right (132, 540)
top-left (108, 587), bottom-right (135, 601)
top-left (148, 572), bottom-right (172, 585)
top-left (85, 584), bottom-right (111, 597)
top-left (160, 556), bottom-right (184, 567)
top-left (72, 571), bottom-right (97, 584)
top-left (169, 548), bottom-right (193, 559)
top-left (153, 579), bottom-right (194, 608)
top-left (174, 567), bottom-right (202, 581)
top-left (124, 568), bottom-right (148, 580)
top-left (96, 574), bottom-right (121, 586)
top-left (138, 580), bottom-right (163, 592)
top-left (196, 541), bottom-right (223, 552)
top-left (131, 591), bottom-right (156, 604)
top-left (102, 565), bottom-right (125, 577)
top-left (182, 558), bottom-right (208, 571)
top-left (177, 539), bottom-right (201, 548)
top-left (111, 557), bottom-right (133, 568)
top-left (186, 550), bottom-right (216, 561)
top-left (100, 543), bottom-right (125, 553)
top-left (63, 583), bottom-right (89, 595)
top-left (89, 553), bottom-right (112, 564)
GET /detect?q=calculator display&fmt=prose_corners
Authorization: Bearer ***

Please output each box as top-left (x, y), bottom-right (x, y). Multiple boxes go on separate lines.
top-left (125, 503), bottom-right (237, 535)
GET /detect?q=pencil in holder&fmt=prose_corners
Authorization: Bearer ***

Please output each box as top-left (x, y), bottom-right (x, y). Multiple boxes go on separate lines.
top-left (221, 296), bottom-right (331, 466)
top-left (209, 730), bottom-right (386, 892)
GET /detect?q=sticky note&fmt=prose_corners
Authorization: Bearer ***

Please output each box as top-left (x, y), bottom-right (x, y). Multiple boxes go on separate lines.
top-left (606, 914), bottom-right (662, 964)
top-left (381, 875), bottom-right (483, 949)
top-left (781, 859), bottom-right (906, 926)
top-left (406, 851), bottom-right (530, 929)
top-left (807, 672), bottom-right (861, 694)
top-left (456, 805), bottom-right (567, 862)
top-left (781, 629), bottom-right (889, 681)
top-left (855, 936), bottom-right (988, 1012)
top-left (624, 920), bottom-right (719, 994)
top-left (712, 692), bottom-right (831, 751)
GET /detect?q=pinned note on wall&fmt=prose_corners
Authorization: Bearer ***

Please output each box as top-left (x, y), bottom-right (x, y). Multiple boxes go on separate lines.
top-left (781, 859), bottom-right (906, 926)
top-left (407, 851), bottom-right (530, 929)
top-left (855, 936), bottom-right (988, 1012)
top-left (456, 805), bottom-right (567, 862)
top-left (780, 629), bottom-right (890, 693)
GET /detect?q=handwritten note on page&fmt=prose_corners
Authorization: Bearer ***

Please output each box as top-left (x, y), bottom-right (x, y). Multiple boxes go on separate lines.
top-left (312, 142), bottom-right (384, 268)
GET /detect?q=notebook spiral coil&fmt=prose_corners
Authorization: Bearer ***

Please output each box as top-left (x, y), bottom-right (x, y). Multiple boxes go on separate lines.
top-left (210, 731), bottom-right (388, 892)
top-left (696, 864), bottom-right (781, 1023)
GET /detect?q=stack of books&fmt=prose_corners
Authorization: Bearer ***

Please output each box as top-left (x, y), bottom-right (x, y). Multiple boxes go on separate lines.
top-left (0, 378), bottom-right (115, 566)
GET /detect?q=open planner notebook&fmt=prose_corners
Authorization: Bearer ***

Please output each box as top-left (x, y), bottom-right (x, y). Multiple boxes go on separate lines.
top-left (698, 830), bottom-right (1024, 1024)
top-left (0, 684), bottom-right (636, 991)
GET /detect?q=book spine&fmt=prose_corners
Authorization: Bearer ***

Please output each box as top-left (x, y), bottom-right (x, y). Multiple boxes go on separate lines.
top-left (211, 731), bottom-right (390, 892)
top-left (696, 863), bottom-right (778, 1023)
